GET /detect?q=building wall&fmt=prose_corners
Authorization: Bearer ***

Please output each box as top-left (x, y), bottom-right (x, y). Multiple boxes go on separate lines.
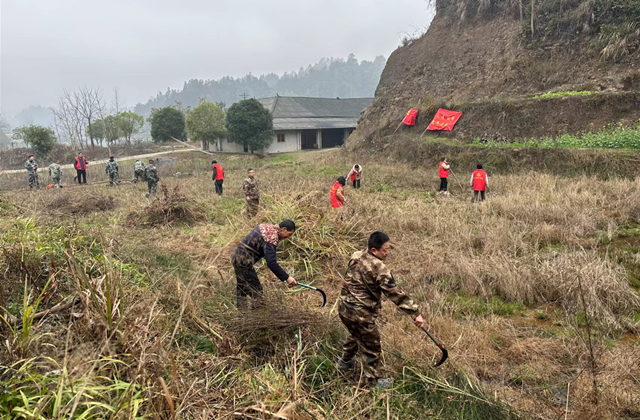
top-left (202, 139), bottom-right (246, 153)
top-left (265, 131), bottom-right (300, 154)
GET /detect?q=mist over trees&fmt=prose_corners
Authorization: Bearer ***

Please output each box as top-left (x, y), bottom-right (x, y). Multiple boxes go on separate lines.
top-left (134, 55), bottom-right (386, 117)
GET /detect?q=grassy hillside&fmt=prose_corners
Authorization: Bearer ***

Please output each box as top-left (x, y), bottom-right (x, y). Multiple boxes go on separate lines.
top-left (0, 150), bottom-right (639, 419)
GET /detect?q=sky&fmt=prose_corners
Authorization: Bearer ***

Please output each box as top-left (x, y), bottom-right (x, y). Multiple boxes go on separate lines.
top-left (1, 0), bottom-right (434, 115)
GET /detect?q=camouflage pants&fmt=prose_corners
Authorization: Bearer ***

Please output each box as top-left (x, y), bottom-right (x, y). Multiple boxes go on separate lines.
top-left (28, 172), bottom-right (39, 189)
top-left (246, 198), bottom-right (259, 218)
top-left (147, 181), bottom-right (158, 196)
top-left (134, 170), bottom-right (144, 183)
top-left (233, 262), bottom-right (263, 309)
top-left (51, 176), bottom-right (62, 188)
top-left (339, 312), bottom-right (382, 383)
top-left (108, 172), bottom-right (119, 186)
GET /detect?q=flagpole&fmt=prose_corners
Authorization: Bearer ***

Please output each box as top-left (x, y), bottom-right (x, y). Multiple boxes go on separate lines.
top-left (393, 121), bottom-right (404, 134)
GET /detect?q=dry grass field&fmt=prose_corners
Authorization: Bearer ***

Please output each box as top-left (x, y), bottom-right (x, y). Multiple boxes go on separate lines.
top-left (0, 149), bottom-right (638, 419)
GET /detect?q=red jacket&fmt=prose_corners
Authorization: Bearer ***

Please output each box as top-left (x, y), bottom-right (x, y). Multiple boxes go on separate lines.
top-left (212, 164), bottom-right (224, 180)
top-left (75, 156), bottom-right (87, 170)
top-left (472, 169), bottom-right (487, 191)
top-left (439, 161), bottom-right (450, 178)
top-left (330, 182), bottom-right (345, 208)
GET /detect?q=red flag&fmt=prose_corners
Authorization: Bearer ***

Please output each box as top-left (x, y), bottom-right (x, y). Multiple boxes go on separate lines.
top-left (402, 109), bottom-right (419, 126)
top-left (427, 109), bottom-right (462, 132)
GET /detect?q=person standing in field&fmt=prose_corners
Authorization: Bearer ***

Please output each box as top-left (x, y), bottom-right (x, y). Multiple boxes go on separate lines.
top-left (471, 164), bottom-right (488, 202)
top-left (105, 156), bottom-right (119, 187)
top-left (133, 160), bottom-right (145, 183)
top-left (337, 231), bottom-right (425, 388)
top-left (144, 159), bottom-right (159, 197)
top-left (330, 176), bottom-right (346, 208)
top-left (243, 168), bottom-right (260, 218)
top-left (230, 220), bottom-right (298, 309)
top-left (74, 152), bottom-right (88, 185)
top-left (439, 157), bottom-right (450, 195)
top-left (48, 160), bottom-right (62, 188)
top-left (24, 155), bottom-right (39, 189)
top-left (212, 160), bottom-right (224, 196)
top-left (347, 164), bottom-right (363, 189)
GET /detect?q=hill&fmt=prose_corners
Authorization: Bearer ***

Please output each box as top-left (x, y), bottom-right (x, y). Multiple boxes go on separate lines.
top-left (351, 0), bottom-right (640, 147)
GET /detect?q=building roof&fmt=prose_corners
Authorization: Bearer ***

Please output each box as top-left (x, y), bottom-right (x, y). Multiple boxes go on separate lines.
top-left (257, 96), bottom-right (373, 131)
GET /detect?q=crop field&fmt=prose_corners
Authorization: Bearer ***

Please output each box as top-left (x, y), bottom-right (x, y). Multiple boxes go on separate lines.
top-left (0, 149), bottom-right (638, 419)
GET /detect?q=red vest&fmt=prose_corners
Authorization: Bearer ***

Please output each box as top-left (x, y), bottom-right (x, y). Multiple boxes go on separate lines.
top-left (75, 156), bottom-right (87, 170)
top-left (213, 164), bottom-right (224, 180)
top-left (330, 182), bottom-right (345, 208)
top-left (439, 161), bottom-right (449, 178)
top-left (472, 169), bottom-right (487, 191)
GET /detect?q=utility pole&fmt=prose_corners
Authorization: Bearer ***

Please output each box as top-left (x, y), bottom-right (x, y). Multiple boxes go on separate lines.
top-left (240, 93), bottom-right (249, 100)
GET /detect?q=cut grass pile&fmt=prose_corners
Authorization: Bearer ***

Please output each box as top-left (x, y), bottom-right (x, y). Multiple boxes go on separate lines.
top-left (0, 149), bottom-right (639, 419)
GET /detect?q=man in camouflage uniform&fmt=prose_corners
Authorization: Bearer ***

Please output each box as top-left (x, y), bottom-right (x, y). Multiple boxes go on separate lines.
top-left (243, 168), bottom-right (260, 218)
top-left (105, 156), bottom-right (119, 186)
top-left (24, 155), bottom-right (39, 189)
top-left (48, 160), bottom-right (63, 188)
top-left (144, 159), bottom-right (159, 197)
top-left (338, 231), bottom-right (425, 388)
top-left (133, 160), bottom-right (145, 183)
top-left (231, 220), bottom-right (298, 309)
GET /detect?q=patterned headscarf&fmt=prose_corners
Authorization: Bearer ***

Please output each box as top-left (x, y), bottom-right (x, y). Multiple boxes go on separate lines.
top-left (259, 224), bottom-right (280, 246)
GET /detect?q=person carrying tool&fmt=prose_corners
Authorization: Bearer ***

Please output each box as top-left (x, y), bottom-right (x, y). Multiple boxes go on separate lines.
top-left (212, 160), bottom-right (224, 196)
top-left (243, 168), bottom-right (260, 218)
top-left (133, 160), bottom-right (145, 183)
top-left (74, 152), bottom-right (88, 185)
top-left (231, 220), bottom-right (298, 309)
top-left (105, 156), bottom-right (119, 187)
top-left (471, 164), bottom-right (488, 202)
top-left (347, 164), bottom-right (363, 189)
top-left (48, 160), bottom-right (63, 188)
top-left (337, 231), bottom-right (425, 388)
top-left (330, 176), bottom-right (346, 208)
top-left (439, 157), bottom-right (450, 195)
top-left (24, 155), bottom-right (39, 189)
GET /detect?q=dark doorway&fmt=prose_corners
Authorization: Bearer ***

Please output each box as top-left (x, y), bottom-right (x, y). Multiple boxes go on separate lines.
top-left (321, 129), bottom-right (345, 148)
top-left (301, 130), bottom-right (317, 150)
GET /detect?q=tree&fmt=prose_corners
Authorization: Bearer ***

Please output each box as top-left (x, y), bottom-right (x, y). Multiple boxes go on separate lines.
top-left (104, 115), bottom-right (121, 145)
top-left (150, 107), bottom-right (186, 143)
top-left (186, 101), bottom-right (226, 147)
top-left (21, 125), bottom-right (57, 158)
top-left (226, 99), bottom-right (274, 153)
top-left (87, 119), bottom-right (105, 145)
top-left (116, 112), bottom-right (144, 145)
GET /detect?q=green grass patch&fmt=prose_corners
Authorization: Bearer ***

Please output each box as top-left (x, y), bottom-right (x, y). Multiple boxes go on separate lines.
top-left (472, 122), bottom-right (640, 150)
top-left (534, 90), bottom-right (596, 99)
top-left (450, 295), bottom-right (526, 318)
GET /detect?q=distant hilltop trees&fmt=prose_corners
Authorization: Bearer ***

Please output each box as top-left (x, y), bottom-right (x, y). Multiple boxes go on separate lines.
top-left (133, 55), bottom-right (386, 118)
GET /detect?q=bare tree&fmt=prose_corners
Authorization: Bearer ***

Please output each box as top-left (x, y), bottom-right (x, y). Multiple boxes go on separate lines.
top-left (112, 87), bottom-right (124, 115)
top-left (53, 92), bottom-right (85, 149)
top-left (71, 86), bottom-right (104, 150)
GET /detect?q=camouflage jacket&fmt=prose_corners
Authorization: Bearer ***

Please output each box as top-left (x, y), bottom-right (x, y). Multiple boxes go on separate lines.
top-left (49, 163), bottom-right (62, 178)
top-left (25, 160), bottom-right (38, 173)
top-left (339, 249), bottom-right (420, 323)
top-left (144, 165), bottom-right (159, 183)
top-left (106, 161), bottom-right (119, 174)
top-left (134, 161), bottom-right (145, 171)
top-left (243, 177), bottom-right (260, 199)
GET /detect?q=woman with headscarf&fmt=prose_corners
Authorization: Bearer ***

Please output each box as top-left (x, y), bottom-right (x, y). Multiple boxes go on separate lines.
top-left (331, 176), bottom-right (347, 208)
top-left (347, 164), bottom-right (363, 189)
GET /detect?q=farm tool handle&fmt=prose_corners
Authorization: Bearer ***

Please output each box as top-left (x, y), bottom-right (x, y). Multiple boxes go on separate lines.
top-left (420, 325), bottom-right (449, 367)
top-left (296, 282), bottom-right (327, 308)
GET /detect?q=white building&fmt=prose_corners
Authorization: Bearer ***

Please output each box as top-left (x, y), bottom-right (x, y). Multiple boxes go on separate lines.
top-left (203, 96), bottom-right (373, 154)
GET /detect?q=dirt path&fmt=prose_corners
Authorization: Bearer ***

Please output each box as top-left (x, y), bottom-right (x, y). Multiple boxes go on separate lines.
top-left (1, 148), bottom-right (193, 175)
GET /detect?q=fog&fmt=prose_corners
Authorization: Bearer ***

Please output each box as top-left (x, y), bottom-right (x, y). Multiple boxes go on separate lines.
top-left (1, 0), bottom-right (433, 115)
